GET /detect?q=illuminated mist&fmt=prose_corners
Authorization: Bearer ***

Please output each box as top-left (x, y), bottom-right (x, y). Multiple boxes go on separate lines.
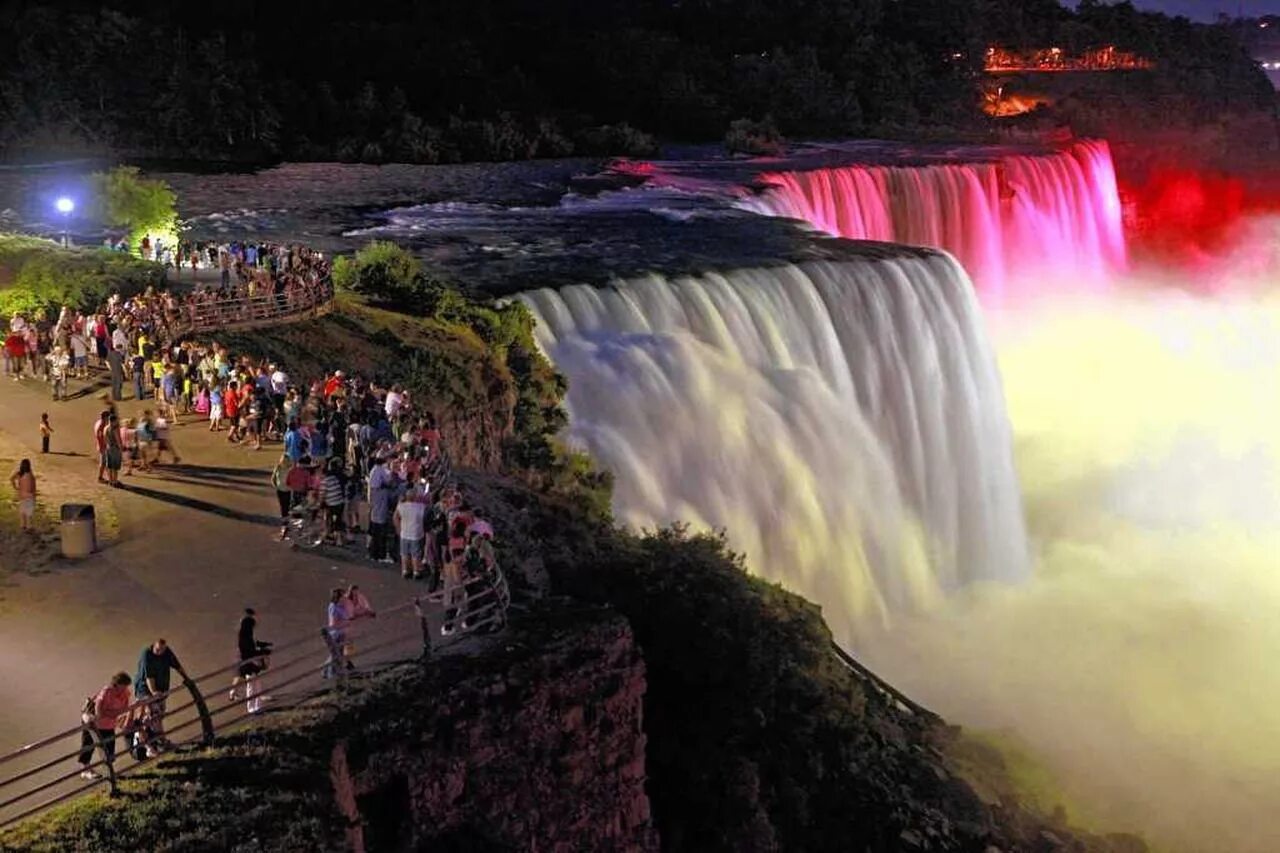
top-left (861, 268), bottom-right (1280, 853)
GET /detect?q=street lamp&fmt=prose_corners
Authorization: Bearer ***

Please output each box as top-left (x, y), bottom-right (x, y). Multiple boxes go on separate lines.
top-left (55, 197), bottom-right (74, 247)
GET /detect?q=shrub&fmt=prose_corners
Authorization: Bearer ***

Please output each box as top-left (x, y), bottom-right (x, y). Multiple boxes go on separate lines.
top-left (334, 241), bottom-right (424, 309)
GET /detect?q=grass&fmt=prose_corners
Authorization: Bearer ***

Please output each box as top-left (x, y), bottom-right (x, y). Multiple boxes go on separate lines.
top-left (0, 432), bottom-right (119, 582)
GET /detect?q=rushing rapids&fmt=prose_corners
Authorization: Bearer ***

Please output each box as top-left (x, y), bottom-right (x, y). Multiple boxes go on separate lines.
top-left (738, 140), bottom-right (1127, 301)
top-left (519, 249), bottom-right (1029, 630)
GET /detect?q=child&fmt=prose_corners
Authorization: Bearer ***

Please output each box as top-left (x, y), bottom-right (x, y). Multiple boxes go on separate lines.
top-left (39, 413), bottom-right (52, 454)
top-left (9, 459), bottom-right (36, 531)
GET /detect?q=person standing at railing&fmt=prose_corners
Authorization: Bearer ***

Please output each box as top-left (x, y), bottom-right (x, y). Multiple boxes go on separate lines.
top-left (77, 672), bottom-right (133, 781)
top-left (133, 639), bottom-right (189, 755)
top-left (231, 608), bottom-right (272, 715)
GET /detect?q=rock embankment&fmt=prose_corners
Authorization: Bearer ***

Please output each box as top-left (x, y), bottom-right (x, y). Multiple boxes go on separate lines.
top-left (329, 605), bottom-right (656, 852)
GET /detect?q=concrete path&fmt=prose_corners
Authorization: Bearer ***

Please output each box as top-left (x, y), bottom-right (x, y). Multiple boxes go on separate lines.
top-left (0, 368), bottom-right (436, 756)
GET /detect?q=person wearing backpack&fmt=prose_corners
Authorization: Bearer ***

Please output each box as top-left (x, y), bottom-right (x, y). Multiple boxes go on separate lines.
top-left (78, 672), bottom-right (133, 780)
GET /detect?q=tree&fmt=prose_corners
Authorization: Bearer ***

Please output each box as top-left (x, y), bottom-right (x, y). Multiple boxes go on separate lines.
top-left (88, 166), bottom-right (178, 248)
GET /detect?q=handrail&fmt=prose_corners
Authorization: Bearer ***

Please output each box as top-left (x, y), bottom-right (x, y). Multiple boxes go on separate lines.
top-left (168, 280), bottom-right (335, 340)
top-left (829, 641), bottom-right (941, 724)
top-left (0, 600), bottom-right (421, 830)
top-left (0, 557), bottom-right (512, 832)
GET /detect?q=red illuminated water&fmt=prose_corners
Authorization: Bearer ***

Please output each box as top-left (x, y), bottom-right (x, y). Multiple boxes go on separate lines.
top-left (740, 140), bottom-right (1128, 303)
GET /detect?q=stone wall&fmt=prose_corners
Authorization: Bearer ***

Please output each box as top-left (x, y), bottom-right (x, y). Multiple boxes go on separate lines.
top-left (329, 608), bottom-right (658, 852)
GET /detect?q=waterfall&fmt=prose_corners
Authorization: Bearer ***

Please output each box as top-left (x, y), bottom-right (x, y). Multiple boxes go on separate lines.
top-left (519, 249), bottom-right (1028, 635)
top-left (738, 140), bottom-right (1127, 302)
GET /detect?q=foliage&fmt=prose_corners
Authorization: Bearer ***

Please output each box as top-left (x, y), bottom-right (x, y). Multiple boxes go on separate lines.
top-left (0, 233), bottom-right (162, 325)
top-left (0, 729), bottom-right (342, 852)
top-left (86, 166), bottom-right (179, 248)
top-left (725, 117), bottom-right (786, 156)
top-left (0, 1), bottom-right (1268, 165)
top-left (331, 241), bottom-right (423, 309)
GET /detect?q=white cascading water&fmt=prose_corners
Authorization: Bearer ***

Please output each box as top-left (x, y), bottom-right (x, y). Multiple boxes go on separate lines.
top-left (738, 140), bottom-right (1127, 301)
top-left (519, 249), bottom-right (1028, 633)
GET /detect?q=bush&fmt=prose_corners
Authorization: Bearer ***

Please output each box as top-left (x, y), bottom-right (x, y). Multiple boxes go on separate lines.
top-left (333, 241), bottom-right (425, 309)
top-left (724, 117), bottom-right (785, 156)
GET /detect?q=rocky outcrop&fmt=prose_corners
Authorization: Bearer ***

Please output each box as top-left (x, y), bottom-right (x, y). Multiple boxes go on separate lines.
top-left (328, 606), bottom-right (657, 853)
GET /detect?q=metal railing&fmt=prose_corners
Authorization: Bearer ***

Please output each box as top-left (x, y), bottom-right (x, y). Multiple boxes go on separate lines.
top-left (830, 642), bottom-right (940, 724)
top-left (167, 281), bottom-right (335, 339)
top-left (0, 566), bottom-right (511, 832)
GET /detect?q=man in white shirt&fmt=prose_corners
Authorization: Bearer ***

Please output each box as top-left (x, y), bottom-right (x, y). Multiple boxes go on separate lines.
top-left (384, 385), bottom-right (404, 421)
top-left (393, 494), bottom-right (427, 580)
top-left (269, 365), bottom-right (289, 397)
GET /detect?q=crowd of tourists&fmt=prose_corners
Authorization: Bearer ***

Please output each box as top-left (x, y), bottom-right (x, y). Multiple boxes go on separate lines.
top-left (1, 240), bottom-right (331, 392)
top-left (4, 236), bottom-right (510, 795)
top-left (268, 369), bottom-right (500, 605)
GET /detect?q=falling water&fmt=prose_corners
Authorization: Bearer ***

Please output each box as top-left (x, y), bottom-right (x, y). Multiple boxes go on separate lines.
top-left (739, 140), bottom-right (1127, 301)
top-left (519, 249), bottom-right (1028, 632)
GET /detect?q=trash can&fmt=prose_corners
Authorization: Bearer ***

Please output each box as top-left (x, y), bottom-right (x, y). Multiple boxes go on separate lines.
top-left (60, 503), bottom-right (96, 558)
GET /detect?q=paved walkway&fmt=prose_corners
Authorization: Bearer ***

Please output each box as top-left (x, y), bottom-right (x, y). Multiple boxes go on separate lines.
top-left (0, 369), bottom-right (433, 755)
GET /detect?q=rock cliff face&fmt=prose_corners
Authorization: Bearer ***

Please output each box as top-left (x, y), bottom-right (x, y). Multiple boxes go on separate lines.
top-left (327, 608), bottom-right (658, 853)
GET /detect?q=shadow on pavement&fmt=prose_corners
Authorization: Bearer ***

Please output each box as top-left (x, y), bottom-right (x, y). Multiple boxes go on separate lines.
top-left (117, 483), bottom-right (279, 526)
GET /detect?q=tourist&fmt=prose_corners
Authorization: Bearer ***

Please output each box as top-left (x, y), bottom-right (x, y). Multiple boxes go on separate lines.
top-left (208, 383), bottom-right (224, 432)
top-left (69, 328), bottom-right (89, 380)
top-left (93, 410), bottom-right (111, 483)
top-left (90, 314), bottom-right (109, 369)
top-left (393, 492), bottom-right (427, 580)
top-left (343, 464), bottom-right (365, 538)
top-left (133, 639), bottom-right (188, 754)
top-left (47, 345), bottom-right (70, 401)
top-left (231, 608), bottom-right (272, 715)
top-left (77, 672), bottom-right (133, 781)
top-left (366, 454), bottom-right (396, 563)
top-left (5, 329), bottom-right (26, 380)
top-left (320, 458), bottom-right (349, 546)
top-left (346, 585), bottom-right (376, 621)
top-left (120, 417), bottom-right (140, 476)
top-left (103, 414), bottom-right (124, 487)
top-left (107, 344), bottom-right (125, 402)
top-left (322, 588), bottom-right (351, 679)
top-left (39, 413), bottom-right (52, 454)
top-left (130, 349), bottom-right (146, 400)
top-left (152, 412), bottom-right (180, 466)
top-left (271, 453), bottom-right (293, 540)
top-left (9, 459), bottom-right (36, 532)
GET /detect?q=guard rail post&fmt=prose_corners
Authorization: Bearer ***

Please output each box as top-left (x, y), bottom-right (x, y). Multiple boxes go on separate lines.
top-left (182, 677), bottom-right (215, 746)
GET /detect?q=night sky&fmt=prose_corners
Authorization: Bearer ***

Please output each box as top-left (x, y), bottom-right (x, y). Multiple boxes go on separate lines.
top-left (1066, 0), bottom-right (1280, 20)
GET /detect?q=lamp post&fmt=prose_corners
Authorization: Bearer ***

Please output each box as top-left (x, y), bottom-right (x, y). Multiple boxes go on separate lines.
top-left (55, 197), bottom-right (74, 247)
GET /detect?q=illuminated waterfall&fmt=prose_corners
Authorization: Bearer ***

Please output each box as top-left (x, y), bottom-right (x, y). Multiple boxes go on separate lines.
top-left (519, 249), bottom-right (1028, 633)
top-left (738, 140), bottom-right (1127, 301)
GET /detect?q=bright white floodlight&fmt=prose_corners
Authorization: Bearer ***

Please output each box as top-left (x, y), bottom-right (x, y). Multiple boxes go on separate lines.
top-left (55, 197), bottom-right (74, 214)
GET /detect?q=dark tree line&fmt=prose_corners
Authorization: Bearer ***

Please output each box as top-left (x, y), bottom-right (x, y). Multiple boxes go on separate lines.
top-left (0, 0), bottom-right (1272, 164)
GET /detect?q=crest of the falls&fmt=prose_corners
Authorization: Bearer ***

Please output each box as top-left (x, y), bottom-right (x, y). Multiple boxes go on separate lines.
top-left (738, 140), bottom-right (1127, 302)
top-left (519, 250), bottom-right (1028, 633)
